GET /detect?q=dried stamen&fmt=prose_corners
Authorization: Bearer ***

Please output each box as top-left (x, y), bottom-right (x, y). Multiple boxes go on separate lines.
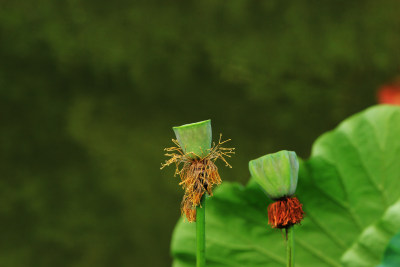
top-left (181, 198), bottom-right (196, 223)
top-left (161, 134), bottom-right (234, 222)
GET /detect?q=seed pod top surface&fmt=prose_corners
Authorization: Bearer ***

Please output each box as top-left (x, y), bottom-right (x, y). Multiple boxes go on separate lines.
top-left (173, 119), bottom-right (212, 159)
top-left (249, 150), bottom-right (299, 199)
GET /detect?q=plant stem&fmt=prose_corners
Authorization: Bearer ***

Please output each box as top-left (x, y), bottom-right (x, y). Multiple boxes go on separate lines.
top-left (196, 195), bottom-right (206, 267)
top-left (286, 227), bottom-right (294, 267)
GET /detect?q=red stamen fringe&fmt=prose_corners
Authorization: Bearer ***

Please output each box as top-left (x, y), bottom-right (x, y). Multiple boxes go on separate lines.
top-left (268, 196), bottom-right (304, 229)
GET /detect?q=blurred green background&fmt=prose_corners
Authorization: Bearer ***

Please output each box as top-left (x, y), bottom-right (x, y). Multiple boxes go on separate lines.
top-left (0, 1), bottom-right (399, 266)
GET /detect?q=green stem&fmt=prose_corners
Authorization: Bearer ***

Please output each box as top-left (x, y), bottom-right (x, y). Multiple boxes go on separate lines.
top-left (286, 227), bottom-right (294, 267)
top-left (196, 195), bottom-right (206, 267)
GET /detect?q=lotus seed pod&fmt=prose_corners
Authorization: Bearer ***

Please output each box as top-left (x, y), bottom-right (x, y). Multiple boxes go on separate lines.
top-left (249, 150), bottom-right (299, 200)
top-left (162, 119), bottom-right (235, 222)
top-left (173, 119), bottom-right (212, 159)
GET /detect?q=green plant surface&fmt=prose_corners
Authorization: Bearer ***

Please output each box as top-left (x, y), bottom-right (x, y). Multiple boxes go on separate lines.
top-left (249, 150), bottom-right (299, 199)
top-left (173, 120), bottom-right (212, 158)
top-left (341, 200), bottom-right (400, 266)
top-left (378, 231), bottom-right (400, 267)
top-left (171, 105), bottom-right (400, 267)
top-left (196, 196), bottom-right (206, 267)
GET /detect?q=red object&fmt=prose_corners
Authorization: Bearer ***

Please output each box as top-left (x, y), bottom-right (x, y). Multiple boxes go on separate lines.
top-left (267, 196), bottom-right (304, 229)
top-left (378, 82), bottom-right (400, 105)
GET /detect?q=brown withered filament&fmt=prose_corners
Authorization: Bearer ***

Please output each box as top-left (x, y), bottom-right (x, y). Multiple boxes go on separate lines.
top-left (161, 134), bottom-right (235, 222)
top-left (181, 197), bottom-right (196, 222)
top-left (268, 197), bottom-right (304, 229)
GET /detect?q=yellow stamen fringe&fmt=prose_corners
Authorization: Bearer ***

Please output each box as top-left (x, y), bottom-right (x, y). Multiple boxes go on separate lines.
top-left (161, 134), bottom-right (235, 222)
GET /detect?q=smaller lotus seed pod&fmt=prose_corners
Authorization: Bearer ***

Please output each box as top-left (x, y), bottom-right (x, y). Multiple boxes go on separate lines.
top-left (173, 119), bottom-right (212, 159)
top-left (249, 150), bottom-right (299, 200)
top-left (162, 119), bottom-right (234, 222)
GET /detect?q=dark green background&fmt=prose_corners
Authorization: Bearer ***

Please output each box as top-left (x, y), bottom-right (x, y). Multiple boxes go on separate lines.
top-left (0, 1), bottom-right (399, 266)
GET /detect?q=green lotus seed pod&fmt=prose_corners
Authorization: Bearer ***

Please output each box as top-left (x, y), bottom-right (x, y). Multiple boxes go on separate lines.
top-left (173, 119), bottom-right (212, 159)
top-left (249, 150), bottom-right (299, 199)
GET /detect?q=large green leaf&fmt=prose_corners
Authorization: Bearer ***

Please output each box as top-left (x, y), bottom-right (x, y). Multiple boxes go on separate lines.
top-left (378, 231), bottom-right (400, 267)
top-left (171, 105), bottom-right (400, 267)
